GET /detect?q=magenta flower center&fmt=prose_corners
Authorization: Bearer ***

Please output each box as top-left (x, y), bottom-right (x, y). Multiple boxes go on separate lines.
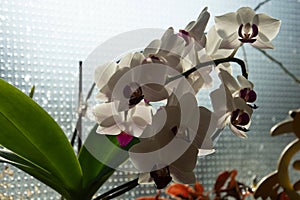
top-left (116, 131), bottom-right (133, 147)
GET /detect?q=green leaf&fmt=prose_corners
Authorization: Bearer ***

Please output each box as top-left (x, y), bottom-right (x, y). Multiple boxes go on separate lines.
top-left (78, 125), bottom-right (139, 199)
top-left (0, 79), bottom-right (82, 194)
top-left (0, 148), bottom-right (71, 199)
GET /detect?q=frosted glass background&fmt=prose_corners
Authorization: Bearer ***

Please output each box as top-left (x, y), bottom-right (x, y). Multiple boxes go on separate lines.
top-left (0, 0), bottom-right (300, 199)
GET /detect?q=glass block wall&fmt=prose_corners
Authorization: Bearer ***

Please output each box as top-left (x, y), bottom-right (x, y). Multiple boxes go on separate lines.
top-left (0, 0), bottom-right (300, 199)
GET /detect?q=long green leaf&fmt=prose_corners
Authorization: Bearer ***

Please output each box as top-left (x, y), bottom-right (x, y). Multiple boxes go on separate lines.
top-left (78, 125), bottom-right (138, 199)
top-left (0, 148), bottom-right (71, 199)
top-left (0, 79), bottom-right (82, 193)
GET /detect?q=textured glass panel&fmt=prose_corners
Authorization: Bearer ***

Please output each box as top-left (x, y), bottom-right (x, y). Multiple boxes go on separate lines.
top-left (0, 0), bottom-right (300, 199)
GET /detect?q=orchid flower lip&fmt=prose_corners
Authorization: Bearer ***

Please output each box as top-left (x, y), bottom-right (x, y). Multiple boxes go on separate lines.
top-left (239, 88), bottom-right (257, 103)
top-left (150, 166), bottom-right (172, 189)
top-left (238, 23), bottom-right (259, 43)
top-left (129, 87), bottom-right (144, 106)
top-left (123, 84), bottom-right (145, 107)
top-left (231, 109), bottom-right (250, 126)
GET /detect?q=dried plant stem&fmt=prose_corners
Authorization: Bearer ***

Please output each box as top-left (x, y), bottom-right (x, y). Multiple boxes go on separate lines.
top-left (254, 0), bottom-right (271, 11)
top-left (254, 47), bottom-right (300, 85)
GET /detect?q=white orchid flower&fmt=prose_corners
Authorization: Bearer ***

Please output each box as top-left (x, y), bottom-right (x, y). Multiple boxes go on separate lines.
top-left (94, 52), bottom-right (145, 101)
top-left (129, 93), bottom-right (217, 188)
top-left (211, 82), bottom-right (253, 138)
top-left (218, 68), bottom-right (257, 104)
top-left (214, 7), bottom-right (281, 49)
top-left (94, 52), bottom-right (170, 109)
top-left (93, 101), bottom-right (153, 137)
top-left (205, 25), bottom-right (234, 73)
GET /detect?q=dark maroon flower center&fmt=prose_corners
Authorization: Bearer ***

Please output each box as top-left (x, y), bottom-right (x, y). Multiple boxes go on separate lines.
top-left (142, 54), bottom-right (165, 65)
top-left (150, 166), bottom-right (172, 189)
top-left (238, 23), bottom-right (258, 43)
top-left (171, 126), bottom-right (178, 135)
top-left (239, 88), bottom-right (257, 103)
top-left (123, 85), bottom-right (144, 107)
top-left (231, 109), bottom-right (250, 126)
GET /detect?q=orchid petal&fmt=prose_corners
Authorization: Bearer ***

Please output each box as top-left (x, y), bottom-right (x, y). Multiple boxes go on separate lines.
top-left (219, 69), bottom-right (240, 93)
top-left (94, 62), bottom-right (117, 89)
top-left (130, 52), bottom-right (145, 68)
top-left (99, 116), bottom-right (117, 127)
top-left (210, 86), bottom-right (228, 114)
top-left (215, 12), bottom-right (238, 38)
top-left (93, 102), bottom-right (116, 123)
top-left (188, 7), bottom-right (210, 42)
top-left (253, 14), bottom-right (281, 40)
top-left (236, 7), bottom-right (256, 25)
top-left (193, 107), bottom-right (217, 149)
top-left (107, 67), bottom-right (130, 91)
top-left (219, 32), bottom-right (241, 49)
top-left (206, 26), bottom-right (223, 55)
top-left (130, 104), bottom-right (153, 127)
top-left (96, 124), bottom-right (121, 135)
top-left (229, 123), bottom-right (248, 138)
top-left (159, 28), bottom-right (185, 55)
top-left (144, 39), bottom-right (161, 56)
top-left (252, 32), bottom-right (274, 49)
top-left (118, 53), bottom-right (134, 68)
top-left (171, 145), bottom-right (198, 172)
top-left (198, 149), bottom-right (215, 157)
top-left (142, 84), bottom-right (169, 102)
top-left (233, 97), bottom-right (253, 116)
top-left (237, 75), bottom-right (254, 89)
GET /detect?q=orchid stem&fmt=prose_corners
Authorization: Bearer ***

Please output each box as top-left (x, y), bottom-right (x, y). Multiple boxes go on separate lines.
top-left (77, 61), bottom-right (83, 152)
top-left (166, 56), bottom-right (247, 84)
top-left (241, 45), bottom-right (249, 73)
top-left (70, 61), bottom-right (84, 153)
top-left (93, 178), bottom-right (139, 200)
top-left (229, 46), bottom-right (240, 58)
